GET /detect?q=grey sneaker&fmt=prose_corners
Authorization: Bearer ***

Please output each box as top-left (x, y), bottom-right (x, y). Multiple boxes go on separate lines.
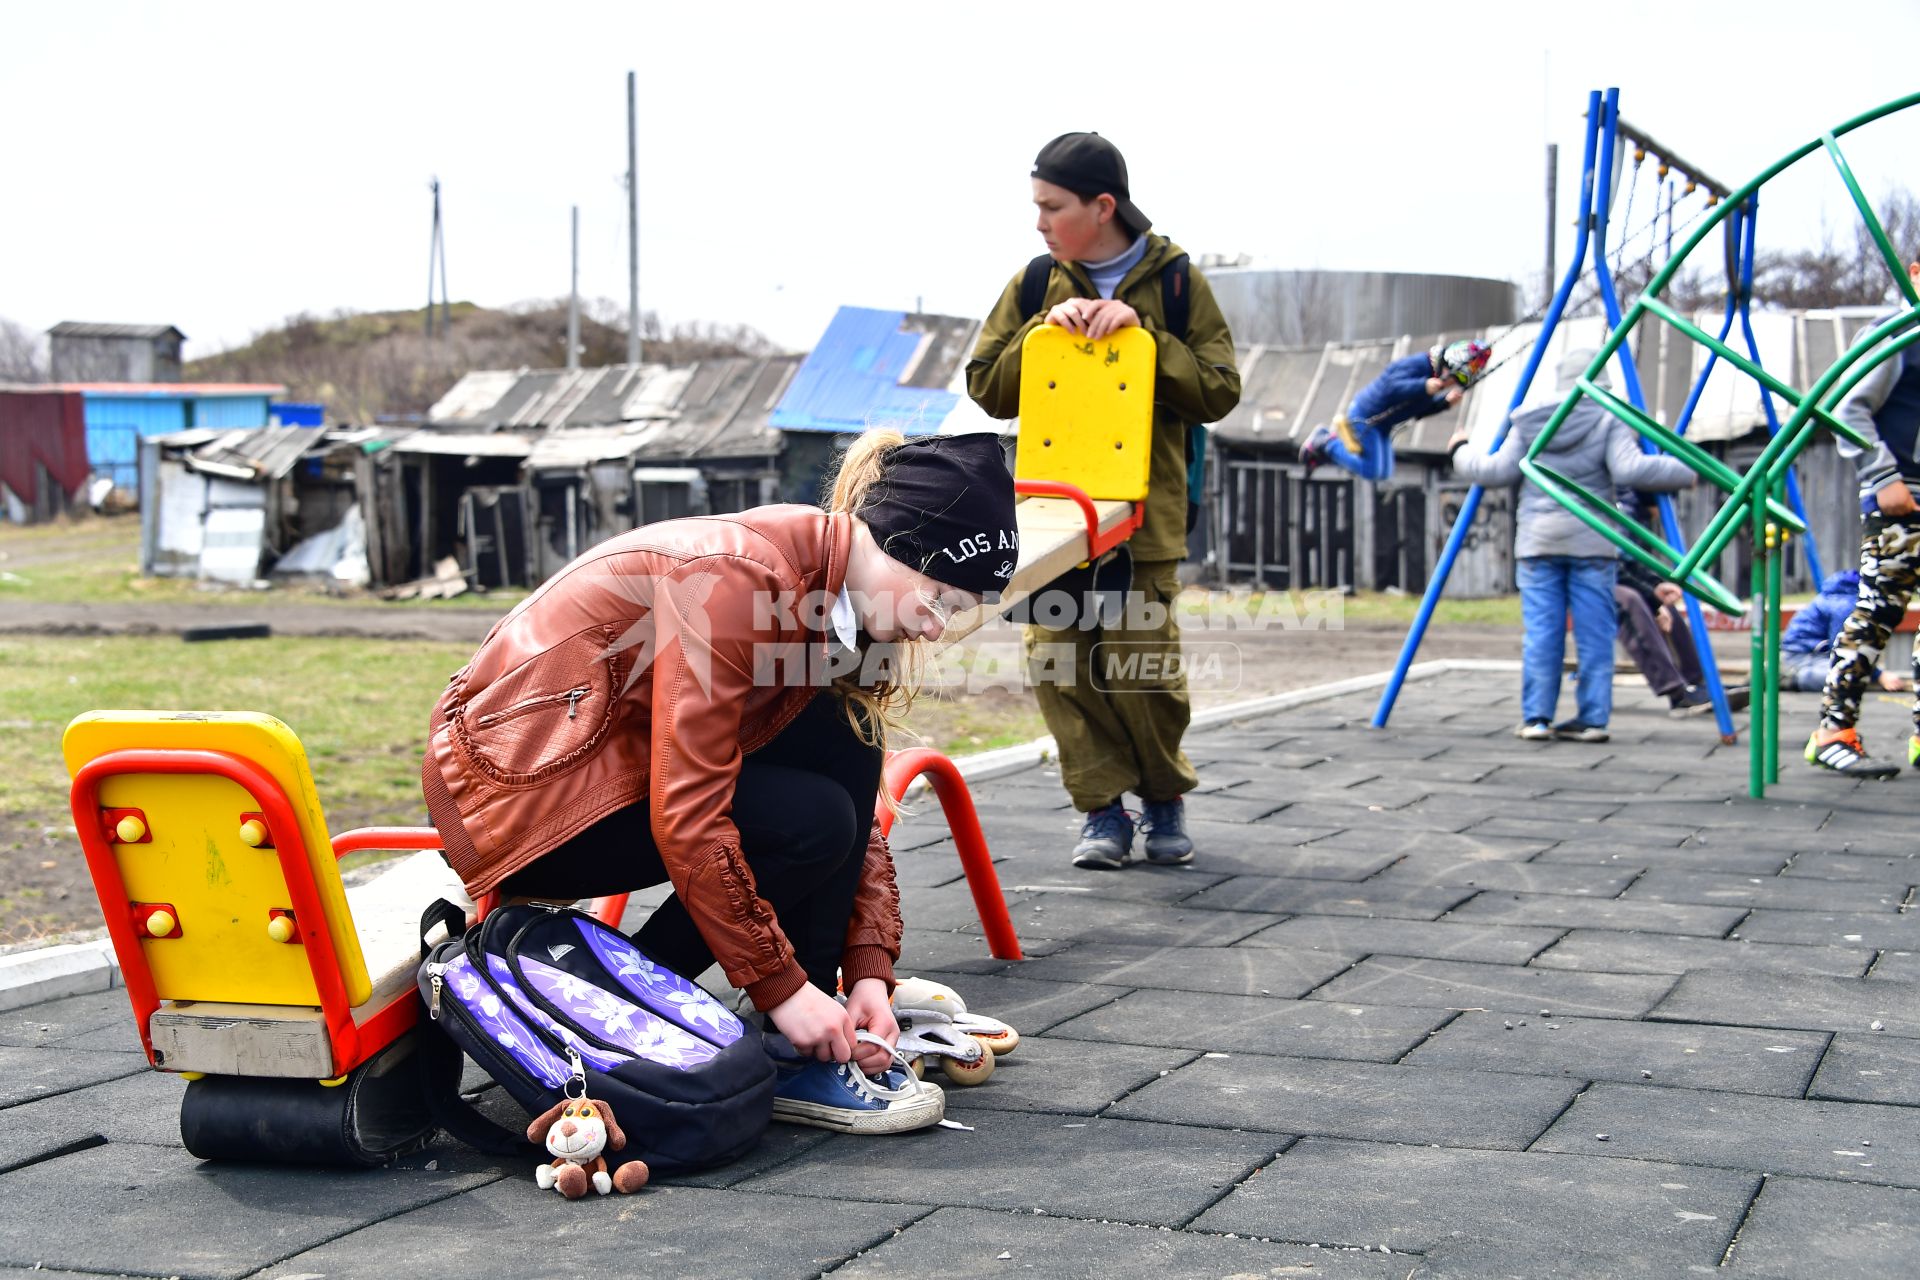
top-left (1667, 684), bottom-right (1751, 718)
top-left (1553, 720), bottom-right (1610, 743)
top-left (1138, 797), bottom-right (1194, 865)
top-left (1071, 802), bottom-right (1134, 870)
top-left (1298, 423), bottom-right (1334, 480)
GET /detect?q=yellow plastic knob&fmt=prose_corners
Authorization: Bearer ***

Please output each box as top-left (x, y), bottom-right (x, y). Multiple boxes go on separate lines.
top-left (238, 819), bottom-right (267, 847)
top-left (267, 914), bottom-right (295, 943)
top-left (145, 909), bottom-right (176, 938)
top-left (115, 815), bottom-right (146, 843)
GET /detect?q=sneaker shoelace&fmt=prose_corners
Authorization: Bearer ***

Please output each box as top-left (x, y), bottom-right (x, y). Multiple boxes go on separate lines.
top-left (1139, 803), bottom-right (1181, 836)
top-left (1082, 806), bottom-right (1133, 842)
top-left (835, 1029), bottom-right (929, 1106)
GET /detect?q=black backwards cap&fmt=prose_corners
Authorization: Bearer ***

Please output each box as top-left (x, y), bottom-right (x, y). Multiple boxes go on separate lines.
top-left (1032, 132), bottom-right (1152, 235)
top-left (857, 433), bottom-right (1019, 601)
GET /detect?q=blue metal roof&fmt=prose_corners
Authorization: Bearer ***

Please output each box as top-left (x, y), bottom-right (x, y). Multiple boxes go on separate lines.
top-left (769, 307), bottom-right (960, 435)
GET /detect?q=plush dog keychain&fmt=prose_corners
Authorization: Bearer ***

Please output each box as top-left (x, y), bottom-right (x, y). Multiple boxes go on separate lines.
top-left (527, 1050), bottom-right (649, 1199)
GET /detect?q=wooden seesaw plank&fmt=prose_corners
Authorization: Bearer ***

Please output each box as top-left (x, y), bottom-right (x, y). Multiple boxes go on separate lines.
top-left (934, 494), bottom-right (1137, 648)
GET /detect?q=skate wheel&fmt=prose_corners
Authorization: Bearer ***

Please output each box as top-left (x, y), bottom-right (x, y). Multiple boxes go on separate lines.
top-left (972, 1029), bottom-right (1020, 1056)
top-left (940, 1049), bottom-right (995, 1086)
top-left (908, 1055), bottom-right (926, 1080)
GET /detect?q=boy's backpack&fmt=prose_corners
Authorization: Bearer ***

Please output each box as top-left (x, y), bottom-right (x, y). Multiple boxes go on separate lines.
top-left (417, 901), bottom-right (775, 1176)
top-left (1018, 252), bottom-right (1209, 534)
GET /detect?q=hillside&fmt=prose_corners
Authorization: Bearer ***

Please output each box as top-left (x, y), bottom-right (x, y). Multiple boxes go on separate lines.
top-left (184, 301), bottom-right (778, 423)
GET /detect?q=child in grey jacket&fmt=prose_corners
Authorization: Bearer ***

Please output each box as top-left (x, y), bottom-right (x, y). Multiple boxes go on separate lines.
top-left (1449, 349), bottom-right (1696, 741)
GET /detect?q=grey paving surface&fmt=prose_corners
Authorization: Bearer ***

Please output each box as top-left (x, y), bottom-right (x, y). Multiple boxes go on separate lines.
top-left (5, 669), bottom-right (1918, 1277)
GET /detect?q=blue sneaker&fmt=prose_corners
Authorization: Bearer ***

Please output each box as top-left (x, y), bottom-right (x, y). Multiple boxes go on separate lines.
top-left (768, 1031), bottom-right (945, 1134)
top-left (1138, 796), bottom-right (1194, 865)
top-left (1071, 801), bottom-right (1135, 870)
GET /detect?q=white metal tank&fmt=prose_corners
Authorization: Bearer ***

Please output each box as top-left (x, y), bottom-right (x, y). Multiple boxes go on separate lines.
top-left (1203, 263), bottom-right (1518, 347)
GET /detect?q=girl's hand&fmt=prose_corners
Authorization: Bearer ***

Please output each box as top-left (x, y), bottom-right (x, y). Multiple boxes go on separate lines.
top-left (843, 978), bottom-right (899, 1076)
top-left (768, 984), bottom-right (855, 1063)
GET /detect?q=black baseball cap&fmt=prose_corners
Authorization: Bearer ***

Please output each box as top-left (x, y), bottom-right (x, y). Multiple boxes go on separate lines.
top-left (1032, 132), bottom-right (1151, 234)
top-left (859, 434), bottom-right (1019, 601)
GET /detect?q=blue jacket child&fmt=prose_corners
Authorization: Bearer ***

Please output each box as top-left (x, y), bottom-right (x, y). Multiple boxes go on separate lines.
top-left (1300, 341), bottom-right (1489, 482)
top-left (1783, 570), bottom-right (1863, 657)
top-left (1777, 570), bottom-right (1907, 693)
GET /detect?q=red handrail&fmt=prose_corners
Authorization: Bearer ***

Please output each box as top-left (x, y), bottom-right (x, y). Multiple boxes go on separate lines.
top-left (1013, 478), bottom-right (1143, 560)
top-left (881, 748), bottom-right (1023, 961)
top-left (330, 826), bottom-right (445, 859)
top-left (473, 889), bottom-right (629, 929)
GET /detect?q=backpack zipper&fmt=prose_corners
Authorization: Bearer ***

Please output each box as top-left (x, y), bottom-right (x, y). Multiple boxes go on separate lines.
top-left (426, 961), bottom-right (447, 1019)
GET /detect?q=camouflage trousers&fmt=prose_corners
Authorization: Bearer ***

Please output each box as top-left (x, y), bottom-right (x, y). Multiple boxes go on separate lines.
top-left (1820, 516), bottom-right (1920, 731)
top-left (1024, 558), bottom-right (1199, 812)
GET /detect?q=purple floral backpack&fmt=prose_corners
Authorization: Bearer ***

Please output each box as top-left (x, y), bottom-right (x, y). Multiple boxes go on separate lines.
top-left (418, 901), bottom-right (774, 1176)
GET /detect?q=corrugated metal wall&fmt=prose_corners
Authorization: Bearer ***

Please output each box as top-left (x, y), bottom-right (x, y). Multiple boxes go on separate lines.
top-left (82, 393), bottom-right (272, 488)
top-left (195, 395), bottom-right (274, 429)
top-left (83, 396), bottom-right (187, 489)
top-left (0, 390), bottom-right (90, 522)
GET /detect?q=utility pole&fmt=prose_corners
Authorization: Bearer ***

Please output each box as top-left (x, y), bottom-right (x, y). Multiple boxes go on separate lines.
top-left (627, 71), bottom-right (641, 366)
top-left (426, 177), bottom-right (450, 339)
top-left (1544, 143), bottom-right (1558, 310)
top-left (567, 205), bottom-right (581, 370)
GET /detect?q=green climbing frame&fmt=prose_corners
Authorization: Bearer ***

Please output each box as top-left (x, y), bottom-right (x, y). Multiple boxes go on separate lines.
top-left (1519, 90), bottom-right (1920, 796)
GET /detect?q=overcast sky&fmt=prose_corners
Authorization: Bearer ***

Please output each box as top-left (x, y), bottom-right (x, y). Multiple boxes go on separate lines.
top-left (4, 1), bottom-right (1917, 358)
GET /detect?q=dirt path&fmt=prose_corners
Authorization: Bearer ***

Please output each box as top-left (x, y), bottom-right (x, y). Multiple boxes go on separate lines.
top-left (0, 601), bottom-right (515, 642)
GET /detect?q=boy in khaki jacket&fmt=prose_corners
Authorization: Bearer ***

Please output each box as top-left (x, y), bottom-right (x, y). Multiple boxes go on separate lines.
top-left (967, 131), bottom-right (1241, 869)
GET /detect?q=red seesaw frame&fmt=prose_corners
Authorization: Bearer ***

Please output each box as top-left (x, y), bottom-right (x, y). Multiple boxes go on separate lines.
top-left (1012, 477), bottom-right (1144, 561)
top-left (70, 749), bottom-right (437, 1076)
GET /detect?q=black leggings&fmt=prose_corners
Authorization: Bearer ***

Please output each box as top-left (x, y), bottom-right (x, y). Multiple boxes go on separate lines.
top-left (499, 691), bottom-right (882, 993)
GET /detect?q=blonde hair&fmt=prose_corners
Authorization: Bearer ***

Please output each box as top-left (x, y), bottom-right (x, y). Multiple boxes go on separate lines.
top-left (823, 428), bottom-right (927, 751)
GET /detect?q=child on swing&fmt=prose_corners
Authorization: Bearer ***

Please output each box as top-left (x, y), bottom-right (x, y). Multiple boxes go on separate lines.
top-left (1302, 339), bottom-right (1491, 481)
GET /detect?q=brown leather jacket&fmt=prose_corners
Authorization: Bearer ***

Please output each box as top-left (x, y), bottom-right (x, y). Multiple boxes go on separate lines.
top-left (422, 505), bottom-right (902, 1011)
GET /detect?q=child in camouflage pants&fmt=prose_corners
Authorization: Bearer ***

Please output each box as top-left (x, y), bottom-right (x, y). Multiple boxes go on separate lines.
top-left (1811, 518), bottom-right (1920, 772)
top-left (1807, 257), bottom-right (1920, 777)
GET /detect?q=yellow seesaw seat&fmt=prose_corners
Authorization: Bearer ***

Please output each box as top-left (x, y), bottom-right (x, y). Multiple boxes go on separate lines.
top-left (1014, 324), bottom-right (1156, 502)
top-left (63, 711), bottom-right (462, 1079)
top-left (64, 712), bottom-right (370, 1009)
top-left (936, 325), bottom-right (1155, 648)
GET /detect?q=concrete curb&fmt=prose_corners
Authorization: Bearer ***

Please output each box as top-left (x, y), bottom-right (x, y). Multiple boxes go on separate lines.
top-left (0, 660), bottom-right (1514, 1007)
top-left (0, 938), bottom-right (119, 1013)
